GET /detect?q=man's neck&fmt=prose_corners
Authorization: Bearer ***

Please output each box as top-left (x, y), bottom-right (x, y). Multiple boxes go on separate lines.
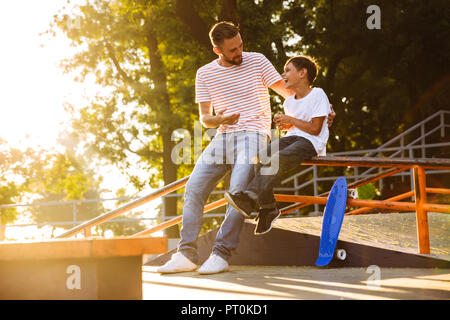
top-left (218, 57), bottom-right (234, 68)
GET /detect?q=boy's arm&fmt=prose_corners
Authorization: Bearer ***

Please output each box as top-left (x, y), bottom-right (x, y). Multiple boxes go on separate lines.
top-left (274, 114), bottom-right (325, 136)
top-left (270, 80), bottom-right (336, 127)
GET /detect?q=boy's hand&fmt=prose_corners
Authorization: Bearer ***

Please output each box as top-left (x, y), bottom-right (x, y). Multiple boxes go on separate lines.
top-left (327, 104), bottom-right (336, 128)
top-left (274, 113), bottom-right (294, 130)
top-left (216, 109), bottom-right (240, 125)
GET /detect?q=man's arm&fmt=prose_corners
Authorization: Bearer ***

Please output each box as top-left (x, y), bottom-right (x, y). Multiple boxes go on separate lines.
top-left (269, 79), bottom-right (293, 99)
top-left (199, 101), bottom-right (240, 128)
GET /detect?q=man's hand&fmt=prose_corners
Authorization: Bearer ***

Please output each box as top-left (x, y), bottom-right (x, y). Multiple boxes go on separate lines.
top-left (274, 113), bottom-right (294, 130)
top-left (199, 102), bottom-right (240, 128)
top-left (327, 104), bottom-right (336, 128)
top-left (216, 109), bottom-right (240, 125)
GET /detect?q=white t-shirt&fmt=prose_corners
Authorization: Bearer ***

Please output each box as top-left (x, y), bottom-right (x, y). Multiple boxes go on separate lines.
top-left (195, 52), bottom-right (282, 137)
top-left (283, 88), bottom-right (331, 156)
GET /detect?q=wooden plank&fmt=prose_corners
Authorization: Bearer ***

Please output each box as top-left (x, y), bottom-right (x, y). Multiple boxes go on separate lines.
top-left (0, 237), bottom-right (167, 261)
top-left (304, 156), bottom-right (450, 169)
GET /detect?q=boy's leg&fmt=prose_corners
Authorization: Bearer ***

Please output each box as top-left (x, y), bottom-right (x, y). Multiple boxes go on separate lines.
top-left (247, 136), bottom-right (317, 209)
top-left (224, 136), bottom-right (294, 217)
top-left (249, 136), bottom-right (317, 235)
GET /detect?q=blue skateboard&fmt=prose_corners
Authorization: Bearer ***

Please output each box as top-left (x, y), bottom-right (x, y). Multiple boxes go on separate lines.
top-left (315, 177), bottom-right (347, 267)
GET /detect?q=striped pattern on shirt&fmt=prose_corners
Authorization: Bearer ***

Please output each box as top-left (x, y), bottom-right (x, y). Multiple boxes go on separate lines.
top-left (195, 52), bottom-right (282, 137)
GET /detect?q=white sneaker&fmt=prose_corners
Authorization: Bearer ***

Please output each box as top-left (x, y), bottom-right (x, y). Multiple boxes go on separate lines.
top-left (197, 254), bottom-right (229, 275)
top-left (156, 252), bottom-right (197, 274)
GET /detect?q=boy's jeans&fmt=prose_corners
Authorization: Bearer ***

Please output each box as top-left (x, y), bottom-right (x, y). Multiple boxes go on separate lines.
top-left (178, 131), bottom-right (267, 263)
top-left (246, 135), bottom-right (317, 209)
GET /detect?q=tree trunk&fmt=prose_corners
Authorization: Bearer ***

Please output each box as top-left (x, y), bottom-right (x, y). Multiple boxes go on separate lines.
top-left (145, 17), bottom-right (180, 238)
top-left (219, 0), bottom-right (239, 25)
top-left (174, 0), bottom-right (213, 50)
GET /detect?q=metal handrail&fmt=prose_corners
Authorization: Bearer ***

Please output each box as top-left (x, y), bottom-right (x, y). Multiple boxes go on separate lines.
top-left (281, 110), bottom-right (449, 193)
top-left (55, 175), bottom-right (190, 238)
top-left (365, 110), bottom-right (449, 156)
top-left (130, 198), bottom-right (227, 238)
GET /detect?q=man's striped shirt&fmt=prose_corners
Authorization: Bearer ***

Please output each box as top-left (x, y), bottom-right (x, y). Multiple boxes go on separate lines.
top-left (195, 52), bottom-right (282, 137)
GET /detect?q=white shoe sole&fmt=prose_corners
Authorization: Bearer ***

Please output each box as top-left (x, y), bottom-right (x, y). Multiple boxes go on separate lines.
top-left (254, 211), bottom-right (281, 236)
top-left (157, 266), bottom-right (197, 274)
top-left (198, 267), bottom-right (229, 275)
top-left (224, 192), bottom-right (252, 218)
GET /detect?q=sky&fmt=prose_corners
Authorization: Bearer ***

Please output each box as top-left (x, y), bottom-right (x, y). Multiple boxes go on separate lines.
top-left (0, 1), bottom-right (138, 195)
top-left (0, 1), bottom-right (85, 149)
top-left (0, 1), bottom-right (161, 240)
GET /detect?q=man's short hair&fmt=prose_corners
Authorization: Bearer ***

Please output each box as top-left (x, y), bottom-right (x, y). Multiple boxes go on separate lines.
top-left (285, 55), bottom-right (319, 84)
top-left (209, 21), bottom-right (240, 47)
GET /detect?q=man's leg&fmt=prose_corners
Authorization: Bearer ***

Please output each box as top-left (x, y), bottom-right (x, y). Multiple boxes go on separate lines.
top-left (212, 132), bottom-right (267, 260)
top-left (157, 134), bottom-right (228, 273)
top-left (178, 160), bottom-right (228, 263)
top-left (177, 134), bottom-right (229, 263)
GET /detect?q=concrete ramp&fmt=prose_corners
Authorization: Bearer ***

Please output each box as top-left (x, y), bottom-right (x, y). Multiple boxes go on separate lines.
top-left (148, 212), bottom-right (449, 268)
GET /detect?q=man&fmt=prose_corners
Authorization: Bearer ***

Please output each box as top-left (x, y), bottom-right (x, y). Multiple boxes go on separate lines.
top-left (157, 21), bottom-right (334, 275)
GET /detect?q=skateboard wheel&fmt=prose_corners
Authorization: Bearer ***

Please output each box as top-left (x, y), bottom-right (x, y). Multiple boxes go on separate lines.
top-left (348, 189), bottom-right (358, 199)
top-left (336, 249), bottom-right (346, 260)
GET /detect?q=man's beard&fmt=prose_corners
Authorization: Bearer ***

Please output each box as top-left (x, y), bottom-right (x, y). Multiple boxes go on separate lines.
top-left (223, 54), bottom-right (243, 65)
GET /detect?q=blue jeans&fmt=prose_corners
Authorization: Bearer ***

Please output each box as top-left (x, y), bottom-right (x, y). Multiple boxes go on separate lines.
top-left (178, 131), bottom-right (268, 263)
top-left (246, 135), bottom-right (317, 208)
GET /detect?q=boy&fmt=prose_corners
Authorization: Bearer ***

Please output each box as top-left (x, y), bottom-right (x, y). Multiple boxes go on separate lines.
top-left (225, 55), bottom-right (331, 235)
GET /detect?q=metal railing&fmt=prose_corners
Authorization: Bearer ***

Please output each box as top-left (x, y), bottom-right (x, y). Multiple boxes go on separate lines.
top-left (280, 110), bottom-right (450, 214)
top-left (55, 176), bottom-right (190, 238)
top-left (2, 111), bottom-right (448, 240)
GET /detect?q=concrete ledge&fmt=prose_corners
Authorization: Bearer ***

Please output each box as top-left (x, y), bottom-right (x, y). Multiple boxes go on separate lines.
top-left (0, 237), bottom-right (167, 299)
top-left (0, 236), bottom-right (167, 260)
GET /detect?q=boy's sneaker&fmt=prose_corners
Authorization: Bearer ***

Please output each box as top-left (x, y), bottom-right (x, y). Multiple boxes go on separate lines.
top-left (156, 252), bottom-right (197, 274)
top-left (197, 254), bottom-right (229, 275)
top-left (254, 207), bottom-right (281, 235)
top-left (224, 191), bottom-right (258, 218)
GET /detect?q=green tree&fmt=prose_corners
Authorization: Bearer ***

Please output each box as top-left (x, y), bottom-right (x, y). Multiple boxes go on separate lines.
top-left (23, 151), bottom-right (104, 236)
top-left (0, 139), bottom-right (30, 240)
top-left (49, 0), bottom-right (449, 232)
top-left (281, 0), bottom-right (450, 152)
